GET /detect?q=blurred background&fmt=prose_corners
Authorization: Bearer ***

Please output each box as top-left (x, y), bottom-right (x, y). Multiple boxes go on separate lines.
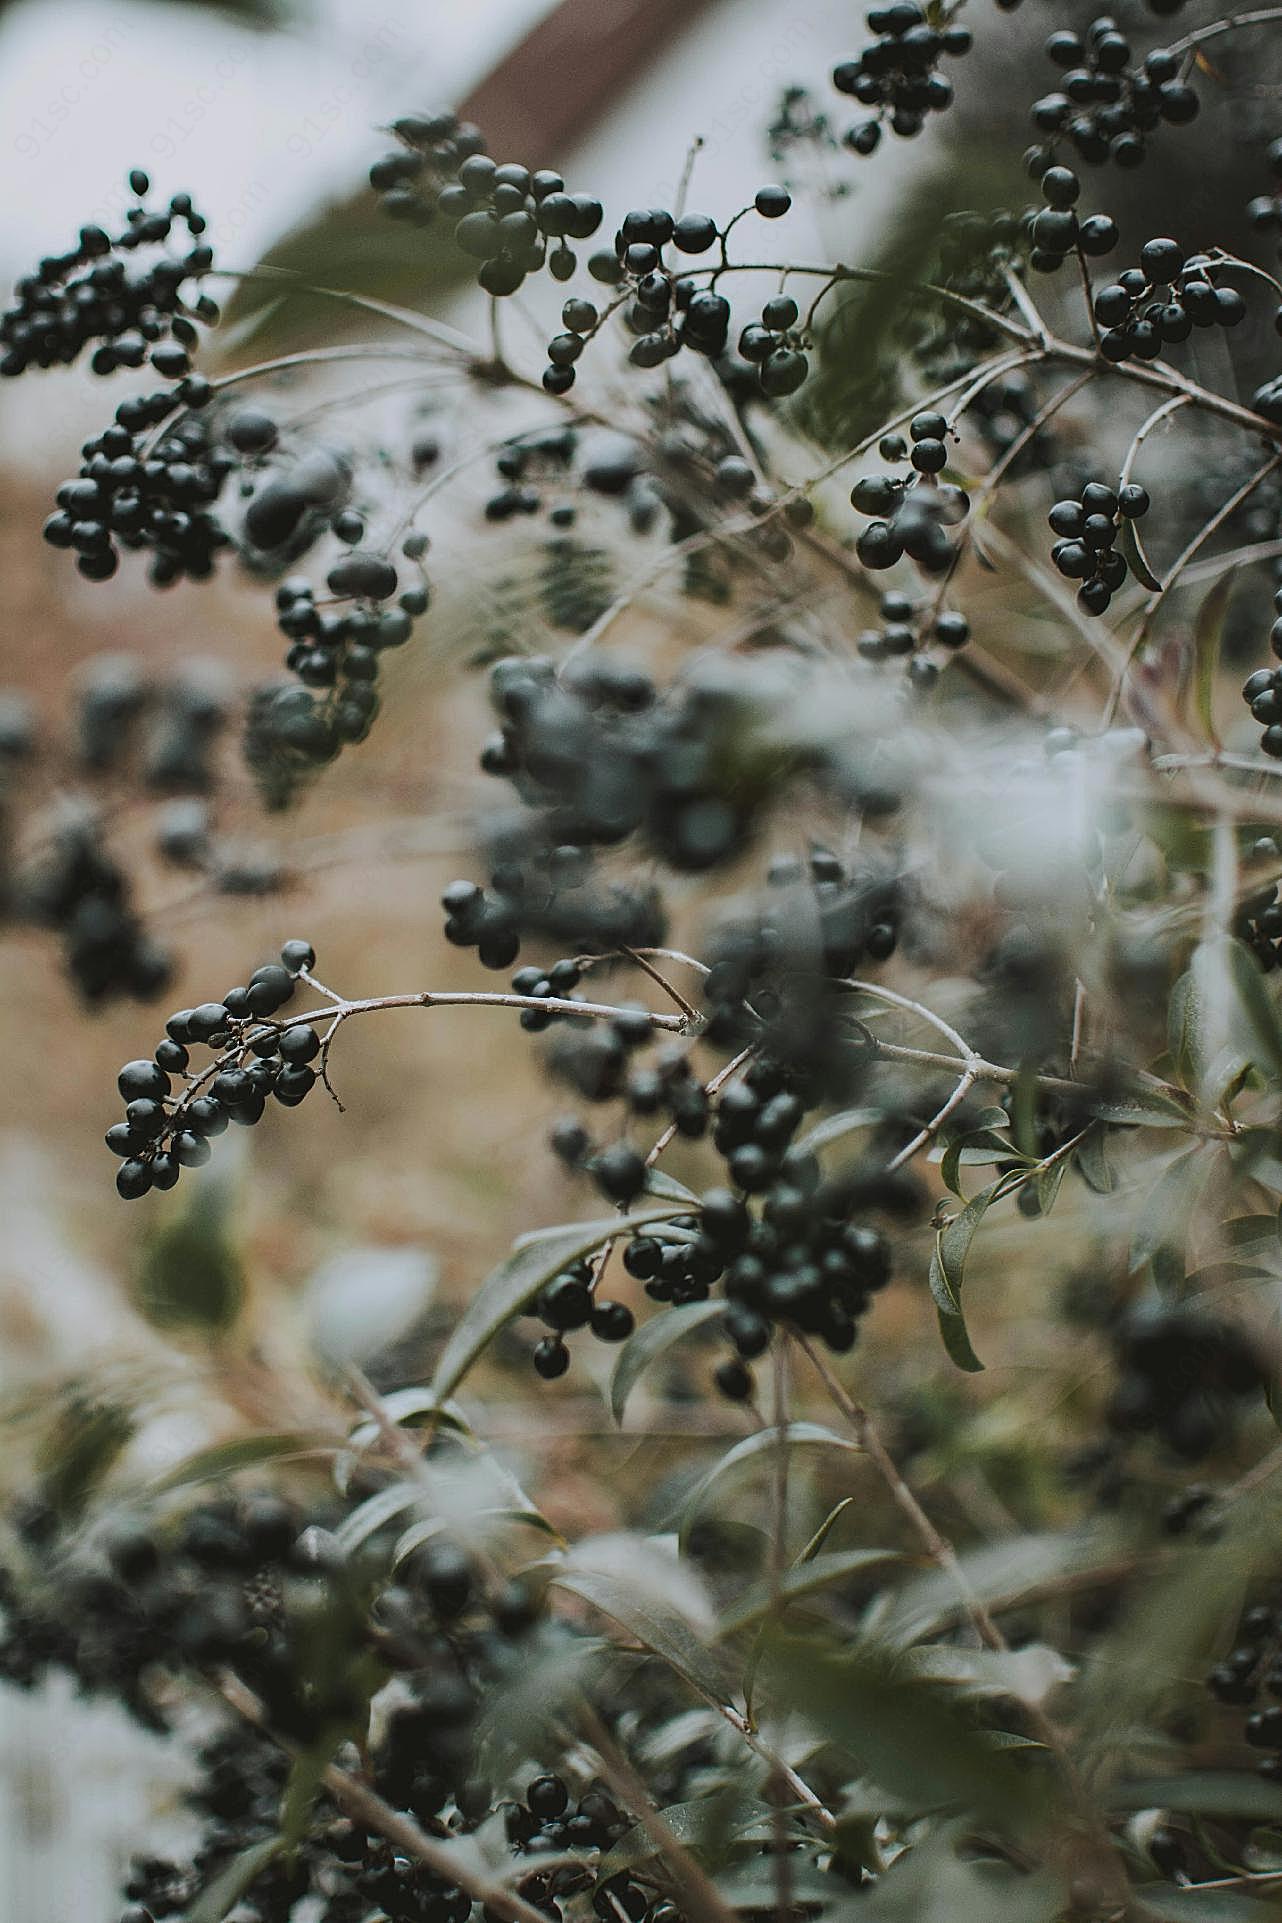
top-left (0, 5), bottom-right (923, 1914)
top-left (1, 0), bottom-right (1279, 1915)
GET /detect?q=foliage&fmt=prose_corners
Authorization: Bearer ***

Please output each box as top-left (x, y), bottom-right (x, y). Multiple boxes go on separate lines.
top-left (8, 1), bottom-right (1282, 1919)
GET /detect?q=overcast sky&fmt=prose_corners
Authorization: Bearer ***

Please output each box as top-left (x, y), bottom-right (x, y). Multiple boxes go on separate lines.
top-left (0, 0), bottom-right (912, 461)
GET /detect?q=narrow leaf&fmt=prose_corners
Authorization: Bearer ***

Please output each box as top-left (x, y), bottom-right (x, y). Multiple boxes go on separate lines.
top-left (185, 1837), bottom-right (284, 1923)
top-left (1191, 571), bottom-right (1234, 747)
top-left (878, 1528), bottom-right (1116, 1645)
top-left (431, 1204), bottom-right (687, 1400)
top-left (1109, 1772), bottom-right (1282, 1821)
top-left (764, 1633), bottom-right (1046, 1830)
top-left (717, 1548), bottom-right (906, 1636)
top-left (928, 1180), bottom-right (1001, 1373)
top-left (148, 1431), bottom-right (336, 1494)
top-left (678, 1423), bottom-right (859, 1551)
top-left (796, 1106), bottom-right (883, 1156)
top-left (1120, 513), bottom-right (1163, 594)
top-left (1074, 1125), bottom-right (1116, 1195)
top-left (610, 1301), bottom-right (727, 1425)
top-left (796, 1496), bottom-right (858, 1564)
top-left (551, 1564), bottom-right (733, 1705)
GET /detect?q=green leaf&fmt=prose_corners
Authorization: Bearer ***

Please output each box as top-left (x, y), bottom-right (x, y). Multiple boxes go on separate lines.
top-left (1119, 513), bottom-right (1163, 595)
top-left (878, 1528), bottom-right (1115, 1645)
top-left (763, 1635), bottom-right (1047, 1831)
top-left (1170, 936), bottom-right (1282, 1105)
top-left (642, 1169), bottom-right (701, 1204)
top-left (678, 1423), bottom-right (859, 1551)
top-left (185, 1837), bottom-right (285, 1923)
top-left (430, 1205), bottom-right (688, 1400)
top-left (795, 1496), bottom-right (858, 1564)
top-left (148, 1431), bottom-right (336, 1494)
top-left (609, 1301), bottom-right (727, 1425)
top-left (38, 1396), bottom-right (133, 1518)
top-left (1223, 935), bottom-right (1282, 1080)
top-left (333, 1482), bottom-right (425, 1554)
top-left (136, 1179), bottom-right (243, 1336)
top-left (929, 1181), bottom-right (1001, 1373)
top-left (474, 1633), bottom-right (607, 1771)
top-left (280, 1747), bottom-right (330, 1851)
top-left (840, 1825), bottom-right (1064, 1923)
top-left (1224, 1213), bottom-right (1282, 1256)
top-left (940, 1127), bottom-right (1025, 1199)
top-left (1092, 1089), bottom-right (1193, 1128)
top-left (550, 1555), bottom-right (733, 1706)
top-left (717, 1548), bottom-right (906, 1636)
top-left (795, 1106), bottom-right (884, 1156)
top-left (1129, 1143), bottom-right (1225, 1277)
top-left (1035, 1153), bottom-right (1069, 1216)
top-left (598, 1792), bottom-right (769, 1877)
top-left (1074, 1125), bottom-right (1117, 1195)
top-left (1190, 571), bottom-right (1235, 748)
top-left (1133, 1888), bottom-right (1274, 1923)
top-left (345, 1388), bottom-right (472, 1453)
top-left (1109, 1772), bottom-right (1282, 1821)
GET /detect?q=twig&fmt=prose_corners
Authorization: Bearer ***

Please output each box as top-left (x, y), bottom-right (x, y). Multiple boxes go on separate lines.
top-left (216, 1673), bottom-right (553, 1923)
top-left (577, 1705), bottom-right (742, 1923)
top-left (618, 946), bottom-right (701, 1023)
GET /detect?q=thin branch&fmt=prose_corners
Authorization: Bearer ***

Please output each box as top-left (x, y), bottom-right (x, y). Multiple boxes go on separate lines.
top-left (1106, 451), bottom-right (1282, 724)
top-left (618, 946), bottom-right (701, 1023)
top-left (216, 1674), bottom-right (553, 1923)
top-left (578, 1705), bottom-right (741, 1923)
top-left (886, 1064), bottom-right (980, 1173)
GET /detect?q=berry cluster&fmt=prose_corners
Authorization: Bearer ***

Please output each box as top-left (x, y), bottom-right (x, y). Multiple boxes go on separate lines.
top-left (503, 1782), bottom-right (684, 1923)
top-left (609, 195), bottom-right (792, 389)
top-left (736, 290), bottom-right (810, 398)
top-left (273, 550), bottom-right (424, 689)
top-left (525, 911), bottom-right (908, 1400)
top-left (441, 845), bottom-right (665, 975)
top-left (1031, 25), bottom-right (1198, 171)
top-left (480, 653), bottom-right (770, 872)
top-left (1241, 636), bottom-right (1282, 766)
top-left (43, 396), bottom-right (230, 586)
top-left (0, 169), bottom-right (214, 380)
top-left (1206, 1595), bottom-right (1282, 1784)
top-left (1106, 1306), bottom-right (1266, 1460)
top-left (25, 808), bottom-right (172, 1006)
top-left (505, 1772), bottom-right (627, 1860)
top-left (1092, 240), bottom-right (1247, 363)
top-left (701, 856), bottom-right (902, 1084)
top-left (1047, 478), bottom-right (1149, 614)
top-left (370, 111), bottom-right (603, 295)
top-left (522, 1255), bottom-right (636, 1380)
top-left (550, 1036), bottom-right (709, 1145)
top-left (0, 1480), bottom-right (573, 1923)
top-left (851, 420), bottom-right (970, 575)
top-left (1247, 140), bottom-right (1282, 265)
top-left (70, 651), bottom-right (229, 792)
top-left (104, 941), bottom-right (318, 1198)
top-left (615, 1054), bottom-right (894, 1400)
top-left (1233, 869), bottom-right (1282, 961)
top-left (1025, 163), bottom-right (1119, 274)
top-left (241, 437), bottom-right (353, 553)
top-left (832, 4), bottom-right (972, 153)
top-left (243, 535), bottom-right (425, 801)
top-left (856, 588), bottom-right (970, 681)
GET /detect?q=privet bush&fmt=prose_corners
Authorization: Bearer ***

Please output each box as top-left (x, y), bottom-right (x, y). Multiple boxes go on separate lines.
top-left (8, 1), bottom-right (1282, 1916)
